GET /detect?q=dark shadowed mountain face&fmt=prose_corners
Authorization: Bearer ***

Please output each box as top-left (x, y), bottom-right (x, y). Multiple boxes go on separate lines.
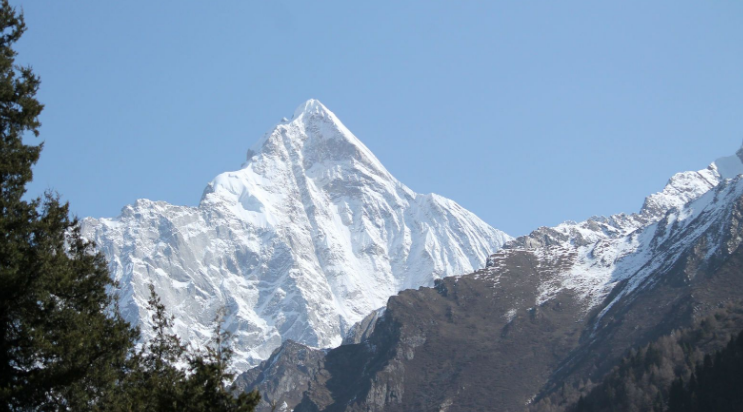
top-left (534, 303), bottom-right (743, 412)
top-left (236, 261), bottom-right (588, 412)
top-left (232, 341), bottom-right (328, 411)
top-left (235, 172), bottom-right (743, 412)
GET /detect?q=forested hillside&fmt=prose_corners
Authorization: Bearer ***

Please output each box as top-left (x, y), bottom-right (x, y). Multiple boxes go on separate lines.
top-left (531, 303), bottom-right (743, 412)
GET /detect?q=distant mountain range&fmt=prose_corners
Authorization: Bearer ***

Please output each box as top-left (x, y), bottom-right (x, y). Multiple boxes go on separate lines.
top-left (81, 100), bottom-right (510, 372)
top-left (233, 139), bottom-right (743, 412)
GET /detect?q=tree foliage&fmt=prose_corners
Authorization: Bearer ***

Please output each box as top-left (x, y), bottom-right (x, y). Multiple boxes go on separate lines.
top-left (0, 1), bottom-right (259, 410)
top-left (103, 286), bottom-right (261, 412)
top-left (530, 303), bottom-right (743, 412)
top-left (666, 330), bottom-right (743, 412)
top-left (0, 0), bottom-right (136, 408)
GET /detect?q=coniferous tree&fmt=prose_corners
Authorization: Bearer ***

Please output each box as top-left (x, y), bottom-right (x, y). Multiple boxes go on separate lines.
top-left (530, 304), bottom-right (743, 412)
top-left (102, 285), bottom-right (189, 411)
top-left (666, 330), bottom-right (743, 412)
top-left (182, 308), bottom-right (261, 412)
top-left (0, 1), bottom-right (137, 409)
top-left (0, 2), bottom-right (260, 410)
top-left (104, 287), bottom-right (260, 412)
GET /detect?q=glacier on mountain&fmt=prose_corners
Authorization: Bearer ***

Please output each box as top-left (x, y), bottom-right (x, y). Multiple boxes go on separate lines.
top-left (81, 99), bottom-right (511, 371)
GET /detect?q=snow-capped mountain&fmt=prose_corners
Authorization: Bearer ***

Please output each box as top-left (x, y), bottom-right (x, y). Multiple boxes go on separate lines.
top-left (81, 99), bottom-right (511, 371)
top-left (490, 145), bottom-right (743, 313)
top-left (234, 145), bottom-right (743, 412)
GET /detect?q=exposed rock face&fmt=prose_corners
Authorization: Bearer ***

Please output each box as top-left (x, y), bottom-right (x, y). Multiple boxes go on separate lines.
top-left (342, 308), bottom-right (385, 345)
top-left (232, 341), bottom-right (326, 411)
top-left (80, 100), bottom-right (511, 371)
top-left (235, 147), bottom-right (743, 411)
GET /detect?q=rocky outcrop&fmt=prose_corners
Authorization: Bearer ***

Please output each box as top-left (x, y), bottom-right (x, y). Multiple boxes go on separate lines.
top-left (342, 308), bottom-right (385, 345)
top-left (232, 341), bottom-right (326, 412)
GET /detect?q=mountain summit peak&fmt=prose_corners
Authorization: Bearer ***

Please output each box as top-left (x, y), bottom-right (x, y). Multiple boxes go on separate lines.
top-left (242, 99), bottom-right (390, 179)
top-left (292, 98), bottom-right (330, 119)
top-left (82, 100), bottom-right (511, 372)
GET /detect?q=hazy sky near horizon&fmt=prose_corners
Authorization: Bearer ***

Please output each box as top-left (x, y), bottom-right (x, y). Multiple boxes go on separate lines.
top-left (16, 1), bottom-right (743, 237)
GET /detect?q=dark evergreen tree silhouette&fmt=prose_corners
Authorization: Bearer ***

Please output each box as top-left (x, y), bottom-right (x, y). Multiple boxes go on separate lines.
top-left (103, 286), bottom-right (261, 412)
top-left (0, 0), bottom-right (137, 408)
top-left (530, 304), bottom-right (743, 412)
top-left (667, 330), bottom-right (743, 412)
top-left (0, 1), bottom-right (260, 410)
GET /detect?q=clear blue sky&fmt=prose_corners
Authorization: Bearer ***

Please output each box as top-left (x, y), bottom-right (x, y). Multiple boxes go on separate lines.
top-left (16, 1), bottom-right (743, 237)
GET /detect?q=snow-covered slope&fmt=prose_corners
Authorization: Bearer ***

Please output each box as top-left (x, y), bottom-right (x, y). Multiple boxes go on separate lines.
top-left (81, 99), bottom-right (511, 371)
top-left (486, 144), bottom-right (743, 315)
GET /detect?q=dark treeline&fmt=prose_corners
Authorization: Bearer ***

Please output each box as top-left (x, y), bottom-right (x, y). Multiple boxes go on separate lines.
top-left (531, 304), bottom-right (743, 412)
top-left (0, 1), bottom-right (259, 410)
top-left (666, 329), bottom-right (743, 412)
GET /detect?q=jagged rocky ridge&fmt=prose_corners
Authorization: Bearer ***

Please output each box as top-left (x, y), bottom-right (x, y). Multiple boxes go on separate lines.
top-left (80, 100), bottom-right (511, 371)
top-left (234, 146), bottom-right (743, 411)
